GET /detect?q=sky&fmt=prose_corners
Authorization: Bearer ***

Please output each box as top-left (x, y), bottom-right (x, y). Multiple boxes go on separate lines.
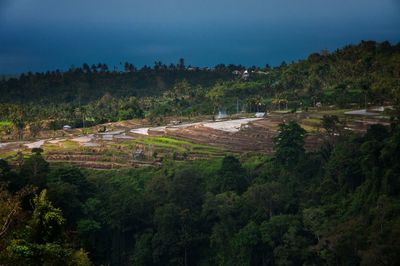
top-left (0, 0), bottom-right (400, 74)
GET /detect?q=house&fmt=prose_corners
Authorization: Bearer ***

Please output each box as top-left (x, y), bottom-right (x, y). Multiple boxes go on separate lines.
top-left (255, 112), bottom-right (266, 118)
top-left (241, 70), bottom-right (249, 80)
top-left (217, 110), bottom-right (227, 120)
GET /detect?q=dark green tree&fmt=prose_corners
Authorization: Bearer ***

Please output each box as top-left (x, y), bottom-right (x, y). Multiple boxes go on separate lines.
top-left (273, 121), bottom-right (307, 166)
top-left (216, 156), bottom-right (248, 194)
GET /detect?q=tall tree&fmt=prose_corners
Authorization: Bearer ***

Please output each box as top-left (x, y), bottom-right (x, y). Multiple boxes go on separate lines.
top-left (273, 121), bottom-right (307, 166)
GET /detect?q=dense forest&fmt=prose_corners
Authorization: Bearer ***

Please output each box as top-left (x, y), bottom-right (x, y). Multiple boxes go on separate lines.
top-left (1, 120), bottom-right (400, 265)
top-left (1, 40), bottom-right (399, 135)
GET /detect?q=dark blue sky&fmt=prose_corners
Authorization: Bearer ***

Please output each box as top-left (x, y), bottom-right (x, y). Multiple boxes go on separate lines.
top-left (1, 0), bottom-right (399, 74)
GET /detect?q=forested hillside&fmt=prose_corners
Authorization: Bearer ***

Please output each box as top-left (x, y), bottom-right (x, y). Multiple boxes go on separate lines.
top-left (1, 41), bottom-right (399, 106)
top-left (0, 41), bottom-right (399, 135)
top-left (1, 122), bottom-right (400, 265)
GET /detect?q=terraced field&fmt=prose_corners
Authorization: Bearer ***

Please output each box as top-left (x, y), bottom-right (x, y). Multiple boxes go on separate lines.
top-left (0, 109), bottom-right (391, 169)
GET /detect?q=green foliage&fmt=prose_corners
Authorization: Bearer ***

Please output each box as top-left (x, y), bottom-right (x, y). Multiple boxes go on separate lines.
top-left (0, 189), bottom-right (93, 266)
top-left (321, 115), bottom-right (340, 135)
top-left (1, 119), bottom-right (400, 265)
top-left (215, 155), bottom-right (248, 194)
top-left (273, 121), bottom-right (307, 166)
top-left (47, 181), bottom-right (87, 227)
top-left (31, 190), bottom-right (65, 243)
top-left (20, 153), bottom-right (49, 189)
top-left (243, 181), bottom-right (285, 220)
top-left (0, 120), bottom-right (13, 136)
top-left (71, 248), bottom-right (93, 266)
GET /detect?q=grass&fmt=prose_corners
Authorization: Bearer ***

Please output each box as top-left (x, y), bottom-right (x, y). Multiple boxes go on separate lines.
top-left (0, 121), bottom-right (13, 127)
top-left (0, 150), bottom-right (19, 159)
top-left (302, 117), bottom-right (321, 124)
top-left (28, 134), bottom-right (226, 165)
top-left (120, 136), bottom-right (227, 158)
top-left (41, 140), bottom-right (82, 154)
top-left (299, 123), bottom-right (320, 133)
top-left (60, 140), bottom-right (81, 149)
top-left (241, 153), bottom-right (271, 171)
top-left (41, 143), bottom-right (63, 153)
top-left (0, 149), bottom-right (33, 161)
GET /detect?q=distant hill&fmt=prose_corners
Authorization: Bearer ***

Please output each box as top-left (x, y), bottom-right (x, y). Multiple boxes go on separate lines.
top-left (0, 40), bottom-right (398, 106)
top-left (0, 63), bottom-right (236, 104)
top-left (0, 74), bottom-right (20, 81)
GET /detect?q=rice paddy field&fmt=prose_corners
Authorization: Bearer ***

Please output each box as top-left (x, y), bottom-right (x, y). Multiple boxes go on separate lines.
top-left (0, 108), bottom-right (391, 169)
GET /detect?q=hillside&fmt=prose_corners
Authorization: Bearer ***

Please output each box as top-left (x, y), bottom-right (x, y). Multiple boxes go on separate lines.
top-left (1, 41), bottom-right (399, 105)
